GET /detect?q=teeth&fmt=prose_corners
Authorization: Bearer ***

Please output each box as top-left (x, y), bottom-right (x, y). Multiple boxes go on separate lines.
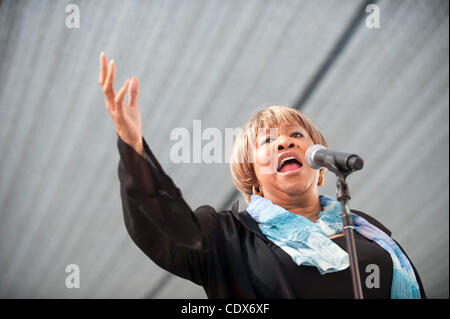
top-left (279, 156), bottom-right (296, 168)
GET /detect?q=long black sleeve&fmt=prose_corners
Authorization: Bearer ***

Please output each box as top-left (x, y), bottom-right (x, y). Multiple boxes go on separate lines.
top-left (117, 134), bottom-right (219, 286)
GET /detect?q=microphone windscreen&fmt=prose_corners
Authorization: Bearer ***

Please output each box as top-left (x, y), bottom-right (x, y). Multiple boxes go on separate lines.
top-left (305, 144), bottom-right (326, 170)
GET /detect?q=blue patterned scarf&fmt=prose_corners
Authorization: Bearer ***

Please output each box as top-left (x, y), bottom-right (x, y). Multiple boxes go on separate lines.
top-left (246, 194), bottom-right (421, 299)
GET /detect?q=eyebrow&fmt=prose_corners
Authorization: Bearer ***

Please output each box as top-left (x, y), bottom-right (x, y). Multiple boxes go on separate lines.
top-left (285, 124), bottom-right (303, 129)
top-left (258, 126), bottom-right (305, 138)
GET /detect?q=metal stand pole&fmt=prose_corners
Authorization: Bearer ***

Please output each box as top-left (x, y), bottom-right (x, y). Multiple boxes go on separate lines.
top-left (307, 146), bottom-right (365, 299)
top-left (336, 176), bottom-right (364, 299)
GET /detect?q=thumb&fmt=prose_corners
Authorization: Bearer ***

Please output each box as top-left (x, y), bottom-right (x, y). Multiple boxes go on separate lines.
top-left (128, 77), bottom-right (139, 107)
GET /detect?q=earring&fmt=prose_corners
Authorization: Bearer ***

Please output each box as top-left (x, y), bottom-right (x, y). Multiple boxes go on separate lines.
top-left (318, 174), bottom-right (324, 186)
top-left (252, 185), bottom-right (263, 196)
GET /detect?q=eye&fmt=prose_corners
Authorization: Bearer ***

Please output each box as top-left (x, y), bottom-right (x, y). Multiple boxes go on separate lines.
top-left (292, 132), bottom-right (304, 138)
top-left (263, 136), bottom-right (274, 144)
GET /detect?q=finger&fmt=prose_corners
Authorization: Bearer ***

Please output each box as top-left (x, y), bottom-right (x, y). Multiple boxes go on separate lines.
top-left (127, 77), bottom-right (139, 107)
top-left (98, 52), bottom-right (107, 86)
top-left (103, 60), bottom-right (116, 105)
top-left (115, 79), bottom-right (130, 111)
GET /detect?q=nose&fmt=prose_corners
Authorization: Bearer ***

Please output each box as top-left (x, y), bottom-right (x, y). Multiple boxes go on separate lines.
top-left (277, 135), bottom-right (295, 151)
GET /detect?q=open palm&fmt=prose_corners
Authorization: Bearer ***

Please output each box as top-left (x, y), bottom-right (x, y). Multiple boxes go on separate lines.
top-left (98, 52), bottom-right (143, 155)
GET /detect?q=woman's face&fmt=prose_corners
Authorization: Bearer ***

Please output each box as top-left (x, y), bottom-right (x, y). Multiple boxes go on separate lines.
top-left (252, 123), bottom-right (321, 201)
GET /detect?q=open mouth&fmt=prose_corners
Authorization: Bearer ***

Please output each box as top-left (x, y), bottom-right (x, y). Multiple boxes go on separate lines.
top-left (277, 157), bottom-right (303, 173)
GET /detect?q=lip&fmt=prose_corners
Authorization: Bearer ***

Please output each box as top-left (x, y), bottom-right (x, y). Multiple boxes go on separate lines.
top-left (277, 151), bottom-right (304, 175)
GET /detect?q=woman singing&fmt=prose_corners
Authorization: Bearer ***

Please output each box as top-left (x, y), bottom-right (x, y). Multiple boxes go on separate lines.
top-left (98, 52), bottom-right (426, 299)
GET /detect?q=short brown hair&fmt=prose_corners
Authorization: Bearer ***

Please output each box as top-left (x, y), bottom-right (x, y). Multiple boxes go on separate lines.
top-left (229, 105), bottom-right (328, 203)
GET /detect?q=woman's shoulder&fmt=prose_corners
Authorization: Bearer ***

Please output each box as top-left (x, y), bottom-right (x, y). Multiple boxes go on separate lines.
top-left (193, 203), bottom-right (243, 226)
top-left (351, 209), bottom-right (392, 237)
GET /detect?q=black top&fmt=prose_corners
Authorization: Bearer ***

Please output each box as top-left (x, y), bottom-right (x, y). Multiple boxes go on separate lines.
top-left (283, 232), bottom-right (392, 298)
top-left (117, 134), bottom-right (427, 299)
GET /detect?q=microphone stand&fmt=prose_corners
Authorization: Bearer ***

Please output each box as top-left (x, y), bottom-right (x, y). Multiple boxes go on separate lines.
top-left (325, 161), bottom-right (364, 299)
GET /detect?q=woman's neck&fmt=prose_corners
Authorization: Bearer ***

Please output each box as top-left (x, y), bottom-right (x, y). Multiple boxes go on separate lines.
top-left (284, 198), bottom-right (321, 223)
top-left (265, 192), bottom-right (322, 223)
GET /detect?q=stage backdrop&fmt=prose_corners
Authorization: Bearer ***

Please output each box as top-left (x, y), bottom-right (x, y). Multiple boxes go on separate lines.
top-left (0, 0), bottom-right (448, 298)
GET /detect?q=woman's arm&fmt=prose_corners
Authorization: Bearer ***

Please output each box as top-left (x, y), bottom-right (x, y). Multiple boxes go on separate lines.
top-left (117, 134), bottom-right (219, 285)
top-left (98, 52), bottom-right (218, 285)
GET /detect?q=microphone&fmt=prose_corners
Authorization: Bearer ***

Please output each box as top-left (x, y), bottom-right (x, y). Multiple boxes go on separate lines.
top-left (305, 144), bottom-right (364, 173)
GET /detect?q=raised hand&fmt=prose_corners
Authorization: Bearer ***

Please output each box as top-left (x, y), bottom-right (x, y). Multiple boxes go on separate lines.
top-left (98, 52), bottom-right (143, 156)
